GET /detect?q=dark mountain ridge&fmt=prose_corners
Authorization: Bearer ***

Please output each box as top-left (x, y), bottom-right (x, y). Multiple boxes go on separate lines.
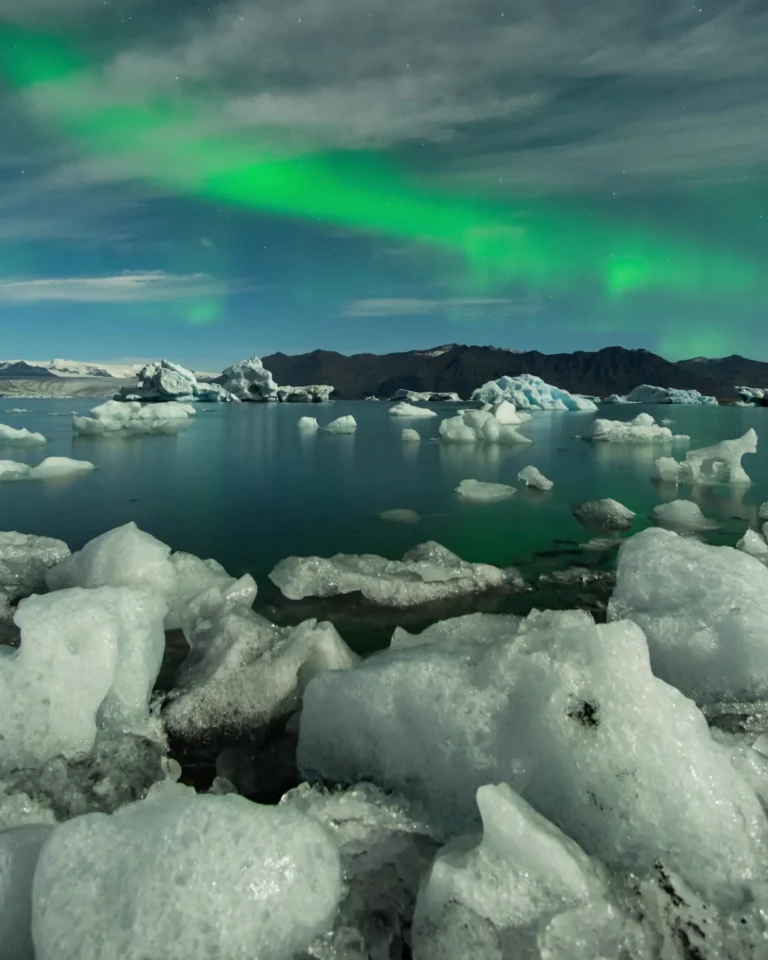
top-left (264, 344), bottom-right (767, 400)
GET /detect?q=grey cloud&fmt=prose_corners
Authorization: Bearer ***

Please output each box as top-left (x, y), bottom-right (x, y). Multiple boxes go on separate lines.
top-left (344, 298), bottom-right (538, 318)
top-left (0, 271), bottom-right (238, 303)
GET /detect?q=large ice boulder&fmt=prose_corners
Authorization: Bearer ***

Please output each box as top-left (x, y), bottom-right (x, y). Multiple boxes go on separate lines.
top-left (73, 399), bottom-right (196, 435)
top-left (389, 402), bottom-right (438, 418)
top-left (220, 354), bottom-right (280, 401)
top-left (572, 498), bottom-right (635, 532)
top-left (625, 384), bottom-right (718, 404)
top-left (0, 457), bottom-right (95, 481)
top-left (439, 408), bottom-right (531, 445)
top-left (455, 479), bottom-right (516, 503)
top-left (649, 499), bottom-right (718, 534)
top-left (517, 465), bottom-right (553, 490)
top-left (608, 527), bottom-right (768, 702)
top-left (270, 542), bottom-right (523, 607)
top-left (45, 522), bottom-right (251, 631)
top-left (0, 531), bottom-right (70, 639)
top-left (0, 424), bottom-right (46, 445)
top-left (277, 384), bottom-right (334, 402)
top-left (736, 386), bottom-right (767, 403)
top-left (737, 528), bottom-right (768, 560)
top-left (0, 824), bottom-right (54, 960)
top-left (653, 428), bottom-right (757, 485)
top-left (115, 359), bottom-right (232, 403)
top-left (583, 412), bottom-right (689, 444)
top-left (0, 586), bottom-right (166, 773)
top-left (299, 608), bottom-right (768, 901)
top-left (31, 783), bottom-right (342, 960)
top-left (472, 374), bottom-right (598, 411)
top-left (325, 415), bottom-right (357, 434)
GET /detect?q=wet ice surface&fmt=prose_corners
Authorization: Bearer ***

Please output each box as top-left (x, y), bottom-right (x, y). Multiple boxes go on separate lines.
top-left (2, 402), bottom-right (768, 957)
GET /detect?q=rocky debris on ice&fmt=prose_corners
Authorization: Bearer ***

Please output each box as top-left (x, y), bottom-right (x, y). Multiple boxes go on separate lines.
top-left (389, 402), bottom-right (438, 418)
top-left (455, 479), bottom-right (516, 503)
top-left (627, 384), bottom-right (718, 404)
top-left (325, 415), bottom-right (357, 434)
top-left (73, 399), bottom-right (196, 435)
top-left (0, 457), bottom-right (95, 481)
top-left (653, 428), bottom-right (757, 485)
top-left (298, 606), bottom-right (768, 902)
top-left (164, 601), bottom-right (357, 740)
top-left (572, 498), bottom-right (635, 532)
top-left (402, 428), bottom-right (421, 442)
top-left (379, 508), bottom-right (421, 524)
top-left (0, 531), bottom-right (70, 640)
top-left (45, 522), bottom-right (253, 632)
top-left (609, 527), bottom-right (768, 703)
top-left (650, 499), bottom-right (719, 534)
top-left (31, 783), bottom-right (342, 960)
top-left (517, 464), bottom-right (553, 490)
top-left (472, 374), bottom-right (598, 411)
top-left (0, 424), bottom-right (46, 445)
top-left (391, 389), bottom-right (461, 402)
top-left (116, 359), bottom-right (232, 403)
top-left (439, 407), bottom-right (532, 445)
top-left (297, 416), bottom-right (319, 431)
top-left (583, 412), bottom-right (689, 444)
top-left (270, 542), bottom-right (524, 607)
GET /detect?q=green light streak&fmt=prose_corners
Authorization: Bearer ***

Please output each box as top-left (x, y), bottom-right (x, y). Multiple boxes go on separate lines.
top-left (1, 25), bottom-right (763, 315)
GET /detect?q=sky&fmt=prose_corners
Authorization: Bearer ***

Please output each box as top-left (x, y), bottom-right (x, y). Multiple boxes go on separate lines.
top-left (1, 0), bottom-right (767, 370)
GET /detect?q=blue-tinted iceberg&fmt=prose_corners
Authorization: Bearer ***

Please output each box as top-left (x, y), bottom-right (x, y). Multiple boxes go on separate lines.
top-left (117, 359), bottom-right (232, 403)
top-left (625, 384), bottom-right (718, 404)
top-left (472, 374), bottom-right (598, 411)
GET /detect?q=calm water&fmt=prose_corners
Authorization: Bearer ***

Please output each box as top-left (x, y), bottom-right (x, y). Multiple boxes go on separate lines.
top-left (1, 398), bottom-right (766, 590)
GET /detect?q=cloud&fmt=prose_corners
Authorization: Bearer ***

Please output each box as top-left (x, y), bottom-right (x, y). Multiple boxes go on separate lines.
top-left (344, 297), bottom-right (538, 318)
top-left (0, 271), bottom-right (238, 303)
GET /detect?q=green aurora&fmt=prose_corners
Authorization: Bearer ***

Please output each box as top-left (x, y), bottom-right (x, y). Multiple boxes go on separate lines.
top-left (1, 26), bottom-right (764, 348)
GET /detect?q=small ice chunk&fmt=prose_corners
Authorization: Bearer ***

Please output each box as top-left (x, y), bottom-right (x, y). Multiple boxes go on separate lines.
top-left (661, 418), bottom-right (673, 425)
top-left (379, 508), bottom-right (421, 524)
top-left (758, 501), bottom-right (768, 521)
top-left (389, 402), bottom-right (437, 418)
top-left (438, 416), bottom-right (478, 443)
top-left (269, 542), bottom-right (522, 607)
top-left (653, 429), bottom-right (758, 485)
top-left (650, 499), bottom-right (719, 533)
top-left (572, 498), bottom-right (635, 531)
top-left (5, 408), bottom-right (29, 414)
top-left (298, 416), bottom-right (319, 430)
top-left (583, 412), bottom-right (688, 444)
top-left (608, 527), bottom-right (768, 702)
top-left (738, 529), bottom-right (768, 558)
top-left (0, 424), bottom-right (46, 445)
top-left (0, 824), bottom-right (53, 960)
top-left (28, 457), bottom-right (95, 479)
top-left (517, 465), bottom-right (553, 491)
top-left (391, 612), bottom-right (521, 650)
top-left (325, 415), bottom-right (357, 434)
top-left (0, 460), bottom-right (31, 480)
top-left (31, 784), bottom-right (343, 960)
top-left (455, 479), bottom-right (516, 503)
top-left (402, 428), bottom-right (421, 442)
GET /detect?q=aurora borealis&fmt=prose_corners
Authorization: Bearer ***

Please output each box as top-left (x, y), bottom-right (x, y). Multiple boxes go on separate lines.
top-left (1, 2), bottom-right (767, 365)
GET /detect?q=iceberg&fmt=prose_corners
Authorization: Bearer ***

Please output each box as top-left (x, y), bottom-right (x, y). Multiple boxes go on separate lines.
top-left (269, 541), bottom-right (524, 607)
top-left (650, 499), bottom-right (719, 533)
top-left (608, 527), bottom-right (768, 702)
top-left (298, 607), bottom-right (768, 901)
top-left (115, 359), bottom-right (232, 403)
top-left (379, 508), bottom-right (421, 524)
top-left (652, 428), bottom-right (757, 485)
top-left (439, 407), bottom-right (532, 445)
top-left (455, 479), bottom-right (516, 503)
top-left (583, 412), bottom-right (689, 444)
top-left (325, 415), bottom-right (357, 434)
top-left (402, 427), bottom-right (421, 442)
top-left (73, 399), bottom-right (196, 435)
top-left (471, 374), bottom-right (598, 411)
top-left (572, 498), bottom-right (635, 532)
top-left (0, 531), bottom-right (71, 641)
top-left (389, 401), bottom-right (438, 418)
top-left (297, 416), bottom-right (319, 431)
top-left (736, 386), bottom-right (767, 404)
top-left (625, 384), bottom-right (718, 404)
top-left (737, 528), bottom-right (768, 559)
top-left (391, 389), bottom-right (461, 402)
top-left (277, 385), bottom-right (334, 402)
top-left (31, 784), bottom-right (342, 960)
top-left (601, 393), bottom-right (631, 403)
top-left (0, 457), bottom-right (95, 481)
top-left (517, 464), bottom-right (553, 490)
top-left (220, 354), bottom-right (334, 402)
top-left (0, 424), bottom-right (46, 445)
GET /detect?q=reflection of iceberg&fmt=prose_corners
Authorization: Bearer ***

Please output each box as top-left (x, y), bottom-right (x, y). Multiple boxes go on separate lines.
top-left (439, 441), bottom-right (502, 473)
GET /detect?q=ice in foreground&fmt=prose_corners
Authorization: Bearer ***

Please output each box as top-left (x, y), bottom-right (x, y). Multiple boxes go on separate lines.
top-left (0, 457), bottom-right (95, 481)
top-left (572, 498), bottom-right (635, 532)
top-left (0, 424), bottom-right (46, 445)
top-left (389, 402), bottom-right (437, 418)
top-left (0, 824), bottom-right (53, 960)
top-left (737, 528), bottom-right (768, 559)
top-left (609, 527), bottom-right (768, 702)
top-left (650, 499), bottom-right (719, 533)
top-left (583, 412), bottom-right (688, 444)
top-left (653, 428), bottom-right (757, 485)
top-left (73, 399), bottom-right (195, 435)
top-left (472, 374), bottom-right (598, 411)
top-left (299, 608), bottom-right (768, 901)
top-left (517, 465), bottom-right (553, 490)
top-left (325, 415), bottom-right (357, 434)
top-left (269, 542), bottom-right (523, 607)
top-left (31, 783), bottom-right (342, 960)
top-left (455, 479), bottom-right (516, 503)
top-left (0, 531), bottom-right (70, 636)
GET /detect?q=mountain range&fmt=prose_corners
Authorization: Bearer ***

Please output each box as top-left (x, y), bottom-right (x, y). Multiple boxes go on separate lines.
top-left (263, 344), bottom-right (768, 400)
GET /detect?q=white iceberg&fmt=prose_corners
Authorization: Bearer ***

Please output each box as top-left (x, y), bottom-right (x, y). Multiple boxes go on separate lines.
top-left (379, 508), bottom-right (421, 524)
top-left (277, 385), bottom-right (334, 402)
top-left (389, 402), bottom-right (437, 418)
top-left (489, 399), bottom-right (523, 424)
top-left (31, 784), bottom-right (342, 960)
top-left (298, 607), bottom-right (768, 901)
top-left (325, 415), bottom-right (357, 434)
top-left (115, 358), bottom-right (231, 403)
top-left (653, 428), bottom-right (757, 485)
top-left (402, 428), bottom-right (421, 442)
top-left (269, 541), bottom-right (523, 607)
top-left (297, 416), bottom-right (319, 431)
top-left (220, 354), bottom-right (279, 401)
top-left (736, 386), bottom-right (766, 403)
top-left (439, 408), bottom-right (532, 445)
top-left (0, 457), bottom-right (96, 481)
top-left (455, 479), bottom-right (516, 503)
top-left (608, 527), bottom-right (768, 702)
top-left (391, 389), bottom-right (460, 402)
top-left (0, 424), bottom-right (46, 445)
top-left (391, 612), bottom-right (522, 651)
top-left (625, 384), bottom-right (718, 405)
top-left (5, 408), bottom-right (29, 413)
top-left (601, 393), bottom-right (631, 404)
top-left (650, 499), bottom-right (718, 534)
top-left (572, 498), bottom-right (635, 531)
top-left (472, 374), bottom-right (598, 411)
top-left (583, 412), bottom-right (688, 444)
top-left (73, 399), bottom-right (196, 436)
top-left (517, 465), bottom-right (553, 490)
top-left (737, 528), bottom-right (768, 559)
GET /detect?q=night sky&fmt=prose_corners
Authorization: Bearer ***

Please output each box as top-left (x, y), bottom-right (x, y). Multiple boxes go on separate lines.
top-left (1, 0), bottom-right (767, 370)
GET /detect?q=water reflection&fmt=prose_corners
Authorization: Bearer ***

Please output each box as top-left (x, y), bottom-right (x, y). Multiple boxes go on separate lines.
top-left (439, 442), bottom-right (504, 474)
